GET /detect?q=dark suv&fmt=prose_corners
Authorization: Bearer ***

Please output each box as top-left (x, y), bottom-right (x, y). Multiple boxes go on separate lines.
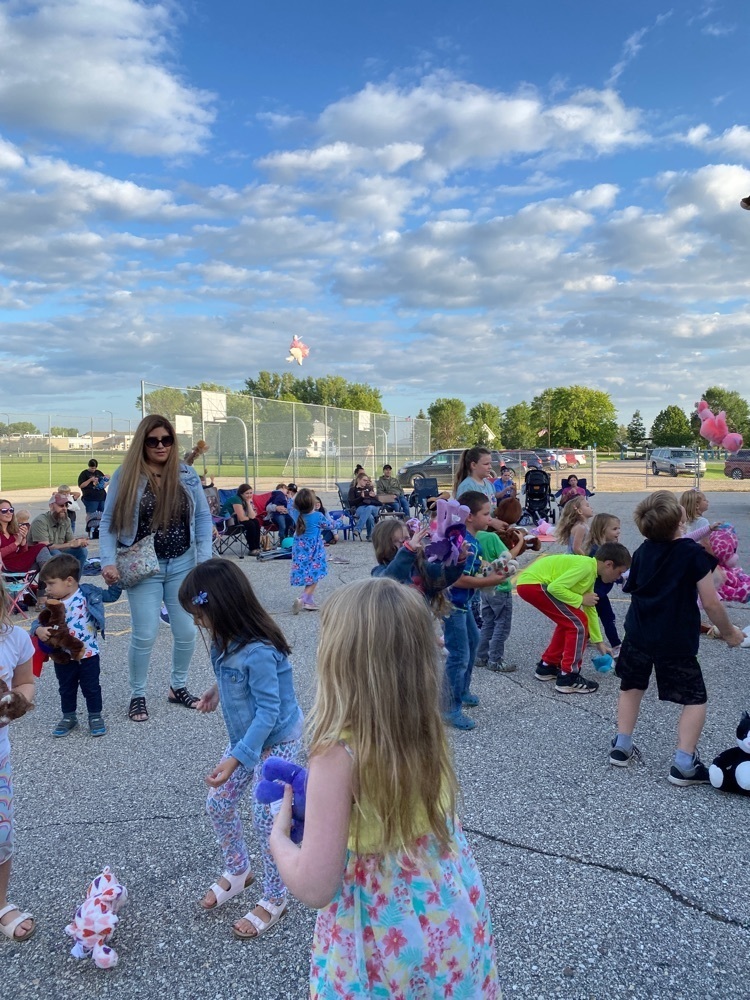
top-left (724, 450), bottom-right (750, 480)
top-left (397, 449), bottom-right (526, 488)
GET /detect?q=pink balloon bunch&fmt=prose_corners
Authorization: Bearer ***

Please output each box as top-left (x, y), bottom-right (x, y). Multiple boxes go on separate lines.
top-left (695, 401), bottom-right (743, 453)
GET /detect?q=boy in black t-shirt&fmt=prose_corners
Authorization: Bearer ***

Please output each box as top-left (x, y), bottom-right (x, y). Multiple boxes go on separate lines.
top-left (610, 491), bottom-right (744, 785)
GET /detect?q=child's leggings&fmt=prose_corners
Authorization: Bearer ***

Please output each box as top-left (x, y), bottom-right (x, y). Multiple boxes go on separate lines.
top-left (516, 583), bottom-right (588, 673)
top-left (206, 737), bottom-right (304, 900)
top-left (0, 754), bottom-right (13, 865)
top-left (594, 579), bottom-right (620, 647)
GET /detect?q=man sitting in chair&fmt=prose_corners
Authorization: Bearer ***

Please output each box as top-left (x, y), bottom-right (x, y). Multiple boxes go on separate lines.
top-left (376, 465), bottom-right (410, 518)
top-left (30, 494), bottom-right (88, 570)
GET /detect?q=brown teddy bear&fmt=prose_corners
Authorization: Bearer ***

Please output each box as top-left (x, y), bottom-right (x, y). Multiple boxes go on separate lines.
top-left (0, 678), bottom-right (33, 725)
top-left (37, 598), bottom-right (85, 665)
top-left (494, 497), bottom-right (541, 553)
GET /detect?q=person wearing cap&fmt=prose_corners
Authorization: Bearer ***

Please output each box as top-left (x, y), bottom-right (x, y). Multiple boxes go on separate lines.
top-left (492, 467), bottom-right (517, 502)
top-left (51, 485), bottom-right (83, 534)
top-left (29, 494), bottom-right (88, 570)
top-left (376, 464), bottom-right (410, 518)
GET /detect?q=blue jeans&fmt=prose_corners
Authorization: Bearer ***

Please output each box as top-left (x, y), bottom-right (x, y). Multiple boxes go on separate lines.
top-left (271, 511), bottom-right (294, 538)
top-left (125, 548), bottom-right (197, 698)
top-left (443, 607), bottom-right (479, 714)
top-left (355, 505), bottom-right (379, 538)
top-left (50, 546), bottom-right (87, 571)
top-left (83, 497), bottom-right (106, 515)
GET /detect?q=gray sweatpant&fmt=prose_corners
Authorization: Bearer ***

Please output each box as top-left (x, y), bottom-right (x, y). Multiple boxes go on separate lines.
top-left (477, 588), bottom-right (513, 664)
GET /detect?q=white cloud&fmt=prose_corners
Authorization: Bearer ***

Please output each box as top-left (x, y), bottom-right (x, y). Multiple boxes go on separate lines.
top-left (0, 0), bottom-right (214, 156)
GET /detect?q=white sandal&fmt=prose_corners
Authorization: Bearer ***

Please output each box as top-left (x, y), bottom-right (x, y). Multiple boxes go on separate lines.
top-left (0, 903), bottom-right (36, 942)
top-left (199, 866), bottom-right (254, 910)
top-left (232, 897), bottom-right (288, 939)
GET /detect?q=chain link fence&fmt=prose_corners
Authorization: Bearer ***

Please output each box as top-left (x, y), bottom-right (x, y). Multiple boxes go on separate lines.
top-left (140, 382), bottom-right (432, 491)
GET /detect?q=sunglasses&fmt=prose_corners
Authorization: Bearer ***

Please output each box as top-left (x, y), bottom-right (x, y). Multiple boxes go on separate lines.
top-left (0, 506), bottom-right (14, 514)
top-left (145, 434), bottom-right (174, 449)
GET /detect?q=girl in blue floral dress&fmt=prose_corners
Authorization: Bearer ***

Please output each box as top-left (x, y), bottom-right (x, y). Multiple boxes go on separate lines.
top-left (290, 488), bottom-right (333, 614)
top-left (270, 577), bottom-right (499, 998)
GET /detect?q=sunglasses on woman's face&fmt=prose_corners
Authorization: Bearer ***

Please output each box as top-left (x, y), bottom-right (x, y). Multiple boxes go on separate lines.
top-left (145, 434), bottom-right (174, 449)
top-left (0, 506), bottom-right (14, 514)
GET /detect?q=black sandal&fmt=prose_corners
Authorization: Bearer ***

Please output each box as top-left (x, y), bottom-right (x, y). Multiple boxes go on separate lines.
top-left (168, 687), bottom-right (199, 709)
top-left (128, 697), bottom-right (149, 722)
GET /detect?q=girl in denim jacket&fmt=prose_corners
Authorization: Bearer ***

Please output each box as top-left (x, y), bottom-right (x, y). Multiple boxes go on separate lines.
top-left (178, 559), bottom-right (303, 941)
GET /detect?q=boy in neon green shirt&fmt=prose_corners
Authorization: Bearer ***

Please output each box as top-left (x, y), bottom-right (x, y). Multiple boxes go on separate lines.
top-left (516, 544), bottom-right (630, 694)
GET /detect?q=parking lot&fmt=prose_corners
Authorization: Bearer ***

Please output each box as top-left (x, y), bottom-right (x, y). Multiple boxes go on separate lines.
top-left (4, 488), bottom-right (750, 999)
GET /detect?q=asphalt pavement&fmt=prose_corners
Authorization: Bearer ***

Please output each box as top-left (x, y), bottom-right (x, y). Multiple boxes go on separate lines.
top-left (4, 490), bottom-right (750, 999)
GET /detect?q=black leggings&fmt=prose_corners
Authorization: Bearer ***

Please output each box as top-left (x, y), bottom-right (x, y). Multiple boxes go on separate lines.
top-left (240, 519), bottom-right (261, 551)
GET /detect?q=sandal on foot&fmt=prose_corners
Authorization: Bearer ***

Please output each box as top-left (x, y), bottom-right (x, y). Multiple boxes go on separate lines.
top-left (232, 897), bottom-right (288, 940)
top-left (0, 904), bottom-right (36, 942)
top-left (168, 687), bottom-right (199, 709)
top-left (52, 714), bottom-right (77, 738)
top-left (128, 697), bottom-right (149, 722)
top-left (199, 866), bottom-right (255, 910)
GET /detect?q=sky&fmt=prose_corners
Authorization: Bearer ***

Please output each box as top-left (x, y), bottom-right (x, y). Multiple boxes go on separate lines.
top-left (1, 0), bottom-right (750, 434)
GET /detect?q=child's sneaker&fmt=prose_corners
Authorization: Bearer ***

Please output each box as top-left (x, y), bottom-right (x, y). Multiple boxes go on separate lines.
top-left (489, 659), bottom-right (517, 673)
top-left (555, 671), bottom-right (599, 694)
top-left (88, 713), bottom-right (106, 737)
top-left (461, 692), bottom-right (479, 707)
top-left (668, 757), bottom-right (710, 786)
top-left (443, 709), bottom-right (476, 731)
top-left (609, 739), bottom-right (641, 767)
top-left (534, 660), bottom-right (558, 681)
top-left (52, 713), bottom-right (78, 738)
top-left (291, 598), bottom-right (302, 615)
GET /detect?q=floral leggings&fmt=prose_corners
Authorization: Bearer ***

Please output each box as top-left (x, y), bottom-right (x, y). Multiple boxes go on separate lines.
top-left (0, 755), bottom-right (13, 865)
top-left (206, 738), bottom-right (303, 901)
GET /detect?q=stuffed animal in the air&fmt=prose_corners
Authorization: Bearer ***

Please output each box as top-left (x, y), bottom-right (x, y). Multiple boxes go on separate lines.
top-left (709, 712), bottom-right (750, 796)
top-left (0, 678), bottom-right (33, 726)
top-left (425, 498), bottom-right (470, 566)
top-left (65, 867), bottom-right (128, 969)
top-left (494, 497), bottom-right (541, 553)
top-left (36, 598), bottom-right (85, 665)
top-left (695, 400), bottom-right (744, 453)
top-left (255, 756), bottom-right (308, 844)
top-left (706, 526), bottom-right (750, 604)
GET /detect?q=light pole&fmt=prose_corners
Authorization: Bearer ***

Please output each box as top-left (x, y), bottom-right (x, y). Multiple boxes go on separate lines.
top-left (226, 416), bottom-right (249, 485)
top-left (376, 428), bottom-right (388, 467)
top-left (102, 410), bottom-right (114, 441)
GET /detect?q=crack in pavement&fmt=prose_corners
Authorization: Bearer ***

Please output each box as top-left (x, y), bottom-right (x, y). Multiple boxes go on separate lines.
top-left (464, 824), bottom-right (750, 931)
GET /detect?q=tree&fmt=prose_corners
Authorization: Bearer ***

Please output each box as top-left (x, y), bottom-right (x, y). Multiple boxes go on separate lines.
top-left (243, 371), bottom-right (385, 412)
top-left (502, 402), bottom-right (534, 449)
top-left (651, 406), bottom-right (691, 446)
top-left (627, 410), bottom-right (646, 449)
top-left (530, 386), bottom-right (618, 448)
top-left (5, 421), bottom-right (39, 435)
top-left (51, 426), bottom-right (79, 437)
top-left (468, 403), bottom-right (503, 447)
top-left (244, 371), bottom-right (301, 402)
top-left (427, 398), bottom-right (469, 449)
top-left (416, 409), bottom-right (426, 420)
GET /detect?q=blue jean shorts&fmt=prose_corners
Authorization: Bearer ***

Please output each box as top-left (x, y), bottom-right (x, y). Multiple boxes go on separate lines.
top-left (0, 754), bottom-right (13, 864)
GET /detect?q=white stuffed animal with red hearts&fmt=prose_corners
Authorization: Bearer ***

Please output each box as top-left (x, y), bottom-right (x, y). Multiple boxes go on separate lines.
top-left (65, 867), bottom-right (128, 969)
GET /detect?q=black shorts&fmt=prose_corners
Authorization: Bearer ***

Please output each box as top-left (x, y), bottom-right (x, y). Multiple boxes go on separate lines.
top-left (615, 637), bottom-right (707, 706)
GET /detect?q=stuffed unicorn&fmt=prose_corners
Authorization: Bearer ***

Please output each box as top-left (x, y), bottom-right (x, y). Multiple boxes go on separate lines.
top-left (425, 498), bottom-right (470, 566)
top-left (65, 867), bottom-right (128, 969)
top-left (695, 401), bottom-right (743, 453)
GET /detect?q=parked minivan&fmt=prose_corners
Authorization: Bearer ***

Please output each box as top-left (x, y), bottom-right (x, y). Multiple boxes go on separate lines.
top-left (724, 450), bottom-right (750, 480)
top-left (397, 449), bottom-right (527, 488)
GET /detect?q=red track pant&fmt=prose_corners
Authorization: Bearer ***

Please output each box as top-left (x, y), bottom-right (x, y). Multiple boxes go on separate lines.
top-left (516, 583), bottom-right (588, 673)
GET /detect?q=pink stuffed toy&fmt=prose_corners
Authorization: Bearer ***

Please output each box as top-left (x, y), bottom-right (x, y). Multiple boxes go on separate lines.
top-left (65, 867), bottom-right (128, 969)
top-left (695, 401), bottom-right (744, 453)
top-left (425, 498), bottom-right (470, 566)
top-left (708, 526), bottom-right (750, 604)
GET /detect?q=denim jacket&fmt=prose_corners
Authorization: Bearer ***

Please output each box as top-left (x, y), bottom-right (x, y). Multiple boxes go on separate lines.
top-left (31, 581), bottom-right (123, 640)
top-left (212, 639), bottom-right (303, 772)
top-left (99, 462), bottom-right (213, 567)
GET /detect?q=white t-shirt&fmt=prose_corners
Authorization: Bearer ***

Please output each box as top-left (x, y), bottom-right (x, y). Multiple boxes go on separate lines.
top-left (0, 625), bottom-right (34, 760)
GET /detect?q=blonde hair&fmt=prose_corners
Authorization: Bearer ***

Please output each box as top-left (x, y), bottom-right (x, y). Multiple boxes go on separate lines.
top-left (634, 491), bottom-right (682, 542)
top-left (372, 518), bottom-right (408, 565)
top-left (15, 509), bottom-right (30, 526)
top-left (556, 494), bottom-right (590, 546)
top-left (680, 489), bottom-right (705, 522)
top-left (309, 578), bottom-right (458, 852)
top-left (0, 576), bottom-right (13, 634)
top-left (109, 415), bottom-right (183, 535)
top-left (588, 513), bottom-right (620, 549)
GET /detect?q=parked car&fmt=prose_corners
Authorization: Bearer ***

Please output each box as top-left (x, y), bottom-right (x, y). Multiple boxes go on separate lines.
top-left (533, 449), bottom-right (560, 469)
top-left (397, 448), bottom-right (527, 488)
top-left (564, 450), bottom-right (587, 468)
top-left (723, 450), bottom-right (750, 480)
top-left (501, 451), bottom-right (543, 473)
top-left (649, 447), bottom-right (706, 477)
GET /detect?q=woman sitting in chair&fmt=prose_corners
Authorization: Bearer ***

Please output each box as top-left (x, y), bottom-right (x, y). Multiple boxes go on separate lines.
top-left (556, 474), bottom-right (594, 507)
top-left (0, 500), bottom-right (50, 572)
top-left (220, 484), bottom-right (261, 556)
top-left (348, 473), bottom-right (382, 541)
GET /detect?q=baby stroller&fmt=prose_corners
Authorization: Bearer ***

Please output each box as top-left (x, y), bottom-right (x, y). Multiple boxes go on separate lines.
top-left (86, 511), bottom-right (103, 540)
top-left (520, 468), bottom-right (556, 525)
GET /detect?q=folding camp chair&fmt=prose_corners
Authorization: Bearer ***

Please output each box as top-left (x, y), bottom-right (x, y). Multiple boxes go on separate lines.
top-left (336, 483), bottom-right (362, 540)
top-left (2, 569), bottom-right (38, 618)
top-left (409, 478), bottom-right (440, 521)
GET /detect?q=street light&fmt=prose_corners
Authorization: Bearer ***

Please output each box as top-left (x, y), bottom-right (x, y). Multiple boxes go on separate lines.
top-left (102, 410), bottom-right (114, 441)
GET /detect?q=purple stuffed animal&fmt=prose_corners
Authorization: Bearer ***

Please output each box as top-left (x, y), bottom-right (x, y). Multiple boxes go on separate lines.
top-left (255, 756), bottom-right (308, 844)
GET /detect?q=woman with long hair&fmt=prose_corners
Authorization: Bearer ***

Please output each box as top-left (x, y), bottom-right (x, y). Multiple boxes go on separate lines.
top-left (100, 415), bottom-right (213, 722)
top-left (0, 501), bottom-right (50, 573)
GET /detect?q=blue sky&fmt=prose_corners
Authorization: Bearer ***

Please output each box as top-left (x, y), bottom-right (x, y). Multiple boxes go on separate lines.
top-left (1, 0), bottom-right (749, 434)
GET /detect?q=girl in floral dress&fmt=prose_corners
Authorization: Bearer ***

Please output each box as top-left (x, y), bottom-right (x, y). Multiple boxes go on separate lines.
top-left (290, 488), bottom-right (333, 614)
top-left (270, 577), bottom-right (499, 998)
